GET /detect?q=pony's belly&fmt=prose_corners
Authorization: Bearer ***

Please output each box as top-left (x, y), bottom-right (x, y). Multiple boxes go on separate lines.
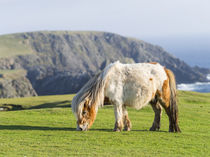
top-left (122, 80), bottom-right (155, 109)
top-left (123, 94), bottom-right (152, 110)
top-left (105, 77), bottom-right (156, 109)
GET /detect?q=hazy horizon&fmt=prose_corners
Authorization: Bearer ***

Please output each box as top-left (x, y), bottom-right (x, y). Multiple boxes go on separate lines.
top-left (143, 34), bottom-right (210, 68)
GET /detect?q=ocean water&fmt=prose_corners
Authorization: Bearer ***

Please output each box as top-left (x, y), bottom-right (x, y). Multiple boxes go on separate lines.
top-left (177, 74), bottom-right (210, 93)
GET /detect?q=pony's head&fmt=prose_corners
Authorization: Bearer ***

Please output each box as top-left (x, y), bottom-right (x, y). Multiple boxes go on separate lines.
top-left (71, 73), bottom-right (106, 131)
top-left (72, 97), bottom-right (97, 131)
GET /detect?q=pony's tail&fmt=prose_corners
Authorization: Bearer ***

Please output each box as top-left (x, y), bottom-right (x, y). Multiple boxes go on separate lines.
top-left (166, 69), bottom-right (181, 132)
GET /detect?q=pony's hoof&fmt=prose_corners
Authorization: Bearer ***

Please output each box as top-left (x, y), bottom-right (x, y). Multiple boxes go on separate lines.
top-left (150, 125), bottom-right (160, 131)
top-left (113, 128), bottom-right (122, 132)
top-left (123, 127), bottom-right (131, 131)
top-left (149, 127), bottom-right (159, 131)
top-left (149, 127), bottom-right (156, 131)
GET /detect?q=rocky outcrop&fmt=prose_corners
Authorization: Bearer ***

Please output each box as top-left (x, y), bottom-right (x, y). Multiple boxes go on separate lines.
top-left (0, 73), bottom-right (37, 98)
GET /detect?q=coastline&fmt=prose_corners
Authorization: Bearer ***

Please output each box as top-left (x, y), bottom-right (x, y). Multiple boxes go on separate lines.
top-left (177, 74), bottom-right (210, 93)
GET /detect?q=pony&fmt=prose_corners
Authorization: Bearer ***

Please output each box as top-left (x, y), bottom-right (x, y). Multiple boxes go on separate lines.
top-left (72, 61), bottom-right (181, 132)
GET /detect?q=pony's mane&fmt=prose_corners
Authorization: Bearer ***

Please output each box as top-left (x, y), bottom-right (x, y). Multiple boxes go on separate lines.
top-left (72, 61), bottom-right (119, 116)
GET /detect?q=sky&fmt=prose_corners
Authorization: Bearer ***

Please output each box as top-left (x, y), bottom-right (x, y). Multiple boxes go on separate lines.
top-left (1, 0), bottom-right (210, 37)
top-left (0, 0), bottom-right (210, 67)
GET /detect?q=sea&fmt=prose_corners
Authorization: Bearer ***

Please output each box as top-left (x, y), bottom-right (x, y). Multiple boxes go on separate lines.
top-left (177, 74), bottom-right (210, 93)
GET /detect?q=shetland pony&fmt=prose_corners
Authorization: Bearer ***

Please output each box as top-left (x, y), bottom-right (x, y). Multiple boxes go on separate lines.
top-left (72, 61), bottom-right (181, 132)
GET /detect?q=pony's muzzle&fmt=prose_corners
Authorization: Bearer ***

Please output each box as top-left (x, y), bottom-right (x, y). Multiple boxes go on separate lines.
top-left (77, 124), bottom-right (88, 131)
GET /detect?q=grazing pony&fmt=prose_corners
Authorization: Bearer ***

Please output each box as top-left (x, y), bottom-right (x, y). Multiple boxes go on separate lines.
top-left (72, 61), bottom-right (181, 132)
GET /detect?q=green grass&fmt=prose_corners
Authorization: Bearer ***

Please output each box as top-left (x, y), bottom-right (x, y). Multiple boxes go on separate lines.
top-left (0, 34), bottom-right (34, 58)
top-left (0, 91), bottom-right (210, 156)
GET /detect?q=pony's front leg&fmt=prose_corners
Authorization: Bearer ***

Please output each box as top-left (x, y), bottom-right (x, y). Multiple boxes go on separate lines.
top-left (114, 105), bottom-right (124, 132)
top-left (123, 106), bottom-right (132, 131)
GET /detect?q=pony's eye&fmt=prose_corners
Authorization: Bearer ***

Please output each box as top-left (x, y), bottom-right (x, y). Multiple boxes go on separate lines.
top-left (82, 111), bottom-right (87, 115)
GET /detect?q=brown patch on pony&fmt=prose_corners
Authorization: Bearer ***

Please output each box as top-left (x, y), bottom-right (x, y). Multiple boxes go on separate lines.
top-left (88, 104), bottom-right (96, 128)
top-left (162, 77), bottom-right (171, 108)
top-left (149, 62), bottom-right (158, 65)
top-left (156, 90), bottom-right (162, 97)
top-left (149, 78), bottom-right (153, 81)
top-left (80, 100), bottom-right (97, 129)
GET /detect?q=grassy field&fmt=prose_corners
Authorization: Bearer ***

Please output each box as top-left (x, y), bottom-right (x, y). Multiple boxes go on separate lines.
top-left (0, 91), bottom-right (209, 156)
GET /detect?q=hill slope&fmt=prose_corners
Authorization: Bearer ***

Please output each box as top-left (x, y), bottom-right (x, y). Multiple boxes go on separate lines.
top-left (0, 31), bottom-right (209, 97)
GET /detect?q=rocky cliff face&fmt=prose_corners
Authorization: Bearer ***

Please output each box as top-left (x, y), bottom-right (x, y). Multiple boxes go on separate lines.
top-left (0, 70), bottom-right (37, 98)
top-left (0, 31), bottom-right (208, 97)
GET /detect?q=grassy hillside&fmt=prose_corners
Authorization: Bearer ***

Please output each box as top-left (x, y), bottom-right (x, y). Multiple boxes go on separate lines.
top-left (0, 69), bottom-right (26, 79)
top-left (0, 91), bottom-right (210, 156)
top-left (0, 34), bottom-right (34, 58)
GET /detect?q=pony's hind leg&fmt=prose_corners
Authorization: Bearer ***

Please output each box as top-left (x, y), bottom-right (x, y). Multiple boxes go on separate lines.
top-left (157, 92), bottom-right (176, 132)
top-left (164, 107), bottom-right (174, 132)
top-left (150, 98), bottom-right (162, 131)
top-left (163, 106), bottom-right (181, 132)
top-left (122, 106), bottom-right (132, 131)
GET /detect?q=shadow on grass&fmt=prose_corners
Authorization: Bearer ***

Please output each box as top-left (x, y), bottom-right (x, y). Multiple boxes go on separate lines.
top-left (0, 101), bottom-right (72, 111)
top-left (0, 125), bottom-right (168, 132)
top-left (28, 100), bottom-right (72, 110)
top-left (90, 128), bottom-right (113, 132)
top-left (132, 129), bottom-right (168, 133)
top-left (0, 125), bottom-right (113, 132)
top-left (90, 129), bottom-right (168, 132)
top-left (0, 125), bottom-right (75, 131)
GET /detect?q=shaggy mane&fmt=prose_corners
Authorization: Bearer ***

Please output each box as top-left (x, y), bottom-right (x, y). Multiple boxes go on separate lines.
top-left (72, 62), bottom-right (119, 116)
top-left (72, 71), bottom-right (107, 116)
